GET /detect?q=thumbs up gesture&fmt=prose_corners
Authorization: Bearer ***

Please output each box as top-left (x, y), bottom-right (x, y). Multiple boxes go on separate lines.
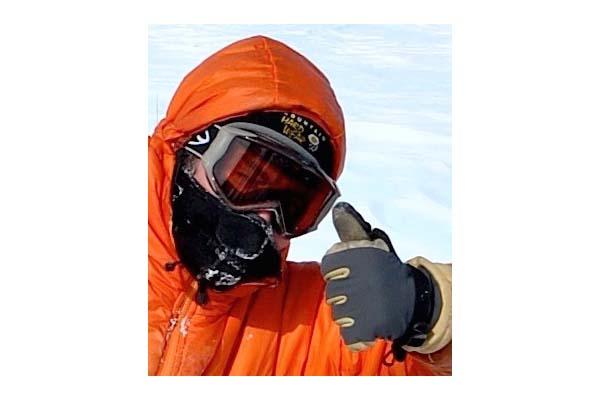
top-left (320, 202), bottom-right (443, 359)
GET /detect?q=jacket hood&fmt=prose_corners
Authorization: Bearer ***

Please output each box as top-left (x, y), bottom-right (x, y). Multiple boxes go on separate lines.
top-left (149, 36), bottom-right (345, 303)
top-left (151, 35), bottom-right (346, 178)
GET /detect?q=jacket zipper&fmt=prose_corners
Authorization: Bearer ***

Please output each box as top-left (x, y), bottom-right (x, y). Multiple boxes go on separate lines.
top-left (157, 282), bottom-right (197, 375)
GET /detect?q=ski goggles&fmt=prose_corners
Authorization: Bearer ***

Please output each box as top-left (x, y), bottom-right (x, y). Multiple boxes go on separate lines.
top-left (184, 122), bottom-right (340, 238)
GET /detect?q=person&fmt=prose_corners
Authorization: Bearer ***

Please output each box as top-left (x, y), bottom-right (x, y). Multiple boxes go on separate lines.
top-left (148, 35), bottom-right (452, 376)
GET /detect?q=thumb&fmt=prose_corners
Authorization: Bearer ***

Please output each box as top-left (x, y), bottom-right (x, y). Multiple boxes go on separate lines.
top-left (331, 202), bottom-right (397, 256)
top-left (332, 202), bottom-right (373, 242)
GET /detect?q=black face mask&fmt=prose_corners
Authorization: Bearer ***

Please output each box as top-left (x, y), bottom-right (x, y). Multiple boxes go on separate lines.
top-left (170, 154), bottom-right (281, 297)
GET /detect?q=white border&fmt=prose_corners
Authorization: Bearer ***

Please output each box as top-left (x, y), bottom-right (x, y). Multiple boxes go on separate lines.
top-left (2, 1), bottom-right (599, 398)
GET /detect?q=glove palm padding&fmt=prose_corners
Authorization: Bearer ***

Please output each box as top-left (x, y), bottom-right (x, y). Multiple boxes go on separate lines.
top-left (321, 244), bottom-right (417, 349)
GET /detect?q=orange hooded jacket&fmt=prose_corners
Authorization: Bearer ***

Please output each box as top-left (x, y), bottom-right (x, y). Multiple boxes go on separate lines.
top-left (148, 35), bottom-right (450, 375)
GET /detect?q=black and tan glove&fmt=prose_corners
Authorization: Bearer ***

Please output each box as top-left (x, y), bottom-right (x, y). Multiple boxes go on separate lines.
top-left (320, 202), bottom-right (452, 360)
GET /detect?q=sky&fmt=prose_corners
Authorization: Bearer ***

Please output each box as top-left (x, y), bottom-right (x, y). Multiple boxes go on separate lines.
top-left (148, 24), bottom-right (452, 263)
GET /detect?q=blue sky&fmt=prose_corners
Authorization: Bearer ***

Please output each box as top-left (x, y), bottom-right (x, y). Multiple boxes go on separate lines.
top-left (149, 24), bottom-right (452, 263)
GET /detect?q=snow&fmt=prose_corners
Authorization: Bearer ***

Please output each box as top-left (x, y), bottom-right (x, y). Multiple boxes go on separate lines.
top-left (148, 25), bottom-right (451, 263)
top-left (179, 317), bottom-right (190, 337)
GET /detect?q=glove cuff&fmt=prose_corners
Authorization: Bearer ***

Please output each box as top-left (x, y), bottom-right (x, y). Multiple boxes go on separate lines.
top-left (403, 257), bottom-right (452, 355)
top-left (389, 261), bottom-right (440, 361)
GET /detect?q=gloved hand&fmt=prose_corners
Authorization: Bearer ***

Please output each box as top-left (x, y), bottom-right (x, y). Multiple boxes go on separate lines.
top-left (320, 202), bottom-right (443, 360)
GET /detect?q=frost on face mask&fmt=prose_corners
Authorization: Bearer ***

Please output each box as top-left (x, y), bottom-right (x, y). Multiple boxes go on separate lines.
top-left (202, 268), bottom-right (241, 286)
top-left (215, 273), bottom-right (241, 286)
